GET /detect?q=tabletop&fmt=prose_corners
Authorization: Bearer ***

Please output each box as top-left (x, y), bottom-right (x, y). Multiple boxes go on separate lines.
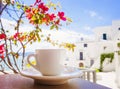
top-left (0, 74), bottom-right (111, 89)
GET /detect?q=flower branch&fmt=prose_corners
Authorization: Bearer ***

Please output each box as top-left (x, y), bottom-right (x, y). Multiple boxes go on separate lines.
top-left (0, 0), bottom-right (74, 74)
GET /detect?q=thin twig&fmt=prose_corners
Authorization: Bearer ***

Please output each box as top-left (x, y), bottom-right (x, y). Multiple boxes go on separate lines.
top-left (19, 41), bottom-right (25, 70)
top-left (0, 3), bottom-right (8, 15)
top-left (0, 70), bottom-right (8, 74)
top-left (0, 17), bottom-right (17, 73)
top-left (3, 59), bottom-right (18, 73)
top-left (5, 7), bottom-right (19, 12)
top-left (5, 9), bottom-right (17, 21)
top-left (15, 12), bottom-right (24, 32)
top-left (12, 5), bottom-right (19, 18)
top-left (0, 65), bottom-right (8, 74)
top-left (9, 39), bottom-right (20, 73)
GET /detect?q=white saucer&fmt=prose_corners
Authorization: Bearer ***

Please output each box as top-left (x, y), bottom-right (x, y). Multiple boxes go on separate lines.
top-left (20, 66), bottom-right (83, 85)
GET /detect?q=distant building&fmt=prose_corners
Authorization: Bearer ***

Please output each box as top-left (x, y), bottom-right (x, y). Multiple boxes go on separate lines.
top-left (65, 20), bottom-right (120, 69)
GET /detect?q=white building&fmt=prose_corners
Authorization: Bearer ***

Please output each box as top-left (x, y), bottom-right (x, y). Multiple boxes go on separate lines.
top-left (66, 20), bottom-right (120, 71)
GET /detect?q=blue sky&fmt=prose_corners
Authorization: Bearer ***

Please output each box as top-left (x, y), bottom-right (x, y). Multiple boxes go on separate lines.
top-left (23, 0), bottom-right (120, 35)
top-left (59, 0), bottom-right (120, 34)
top-left (1, 0), bottom-right (120, 50)
top-left (2, 0), bottom-right (120, 35)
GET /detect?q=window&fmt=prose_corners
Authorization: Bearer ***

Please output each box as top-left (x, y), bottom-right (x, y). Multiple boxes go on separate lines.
top-left (79, 52), bottom-right (83, 60)
top-left (80, 37), bottom-right (84, 41)
top-left (103, 33), bottom-right (107, 40)
top-left (118, 28), bottom-right (120, 30)
top-left (84, 44), bottom-right (87, 47)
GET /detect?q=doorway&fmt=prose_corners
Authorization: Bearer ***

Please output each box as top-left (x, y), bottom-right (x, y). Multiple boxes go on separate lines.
top-left (79, 52), bottom-right (83, 60)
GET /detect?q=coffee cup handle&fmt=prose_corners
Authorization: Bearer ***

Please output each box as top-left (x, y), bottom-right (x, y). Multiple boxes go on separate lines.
top-left (27, 54), bottom-right (38, 70)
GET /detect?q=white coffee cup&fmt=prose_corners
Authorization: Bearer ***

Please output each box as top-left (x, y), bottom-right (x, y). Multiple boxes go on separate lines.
top-left (27, 49), bottom-right (66, 76)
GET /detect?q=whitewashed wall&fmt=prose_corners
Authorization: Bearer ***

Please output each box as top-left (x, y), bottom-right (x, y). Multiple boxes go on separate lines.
top-left (112, 20), bottom-right (120, 40)
top-left (94, 26), bottom-right (112, 41)
top-left (65, 20), bottom-right (120, 69)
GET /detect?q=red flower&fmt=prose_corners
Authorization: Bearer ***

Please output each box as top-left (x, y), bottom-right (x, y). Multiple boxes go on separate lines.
top-left (38, 3), bottom-right (49, 13)
top-left (13, 32), bottom-right (25, 42)
top-left (0, 33), bottom-right (6, 39)
top-left (14, 32), bottom-right (22, 39)
top-left (26, 13), bottom-right (33, 19)
top-left (25, 8), bottom-right (31, 13)
top-left (58, 12), bottom-right (66, 21)
top-left (0, 44), bottom-right (4, 54)
top-left (0, 54), bottom-right (4, 59)
top-left (49, 14), bottom-right (56, 21)
top-left (0, 44), bottom-right (5, 59)
top-left (34, 0), bottom-right (41, 6)
top-left (14, 32), bottom-right (19, 39)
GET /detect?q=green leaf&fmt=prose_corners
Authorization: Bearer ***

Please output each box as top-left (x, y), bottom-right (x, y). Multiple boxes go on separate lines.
top-left (16, 2), bottom-right (21, 9)
top-left (17, 5), bottom-right (21, 9)
top-left (67, 17), bottom-right (72, 22)
top-left (31, 16), bottom-right (36, 21)
top-left (6, 30), bottom-right (9, 33)
top-left (36, 33), bottom-right (41, 42)
top-left (118, 51), bottom-right (120, 55)
top-left (117, 42), bottom-right (120, 47)
top-left (14, 40), bottom-right (17, 45)
top-left (55, 25), bottom-right (58, 30)
top-left (30, 41), bottom-right (32, 44)
top-left (23, 6), bottom-right (29, 11)
top-left (50, 25), bottom-right (55, 30)
top-left (38, 19), bottom-right (42, 24)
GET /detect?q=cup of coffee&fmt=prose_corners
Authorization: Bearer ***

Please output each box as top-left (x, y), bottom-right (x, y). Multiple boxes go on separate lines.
top-left (27, 49), bottom-right (66, 76)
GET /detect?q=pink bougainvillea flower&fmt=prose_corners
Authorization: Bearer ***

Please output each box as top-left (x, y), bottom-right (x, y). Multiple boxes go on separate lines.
top-left (0, 44), bottom-right (4, 54)
top-left (49, 13), bottom-right (56, 21)
top-left (14, 32), bottom-right (19, 39)
top-left (0, 33), bottom-right (6, 39)
top-left (34, 0), bottom-right (41, 6)
top-left (14, 32), bottom-right (22, 39)
top-left (38, 3), bottom-right (49, 13)
top-left (45, 13), bottom-right (56, 21)
top-left (58, 12), bottom-right (66, 21)
top-left (0, 44), bottom-right (5, 60)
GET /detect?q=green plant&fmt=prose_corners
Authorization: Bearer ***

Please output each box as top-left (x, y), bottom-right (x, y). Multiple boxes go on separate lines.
top-left (118, 51), bottom-right (120, 55)
top-left (116, 42), bottom-right (120, 55)
top-left (100, 53), bottom-right (114, 71)
top-left (117, 42), bottom-right (120, 48)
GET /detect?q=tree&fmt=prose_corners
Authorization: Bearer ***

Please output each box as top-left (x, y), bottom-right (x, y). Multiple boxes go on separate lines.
top-left (0, 0), bottom-right (75, 74)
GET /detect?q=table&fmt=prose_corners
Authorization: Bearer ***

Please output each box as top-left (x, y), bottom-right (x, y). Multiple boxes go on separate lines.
top-left (0, 74), bottom-right (111, 89)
